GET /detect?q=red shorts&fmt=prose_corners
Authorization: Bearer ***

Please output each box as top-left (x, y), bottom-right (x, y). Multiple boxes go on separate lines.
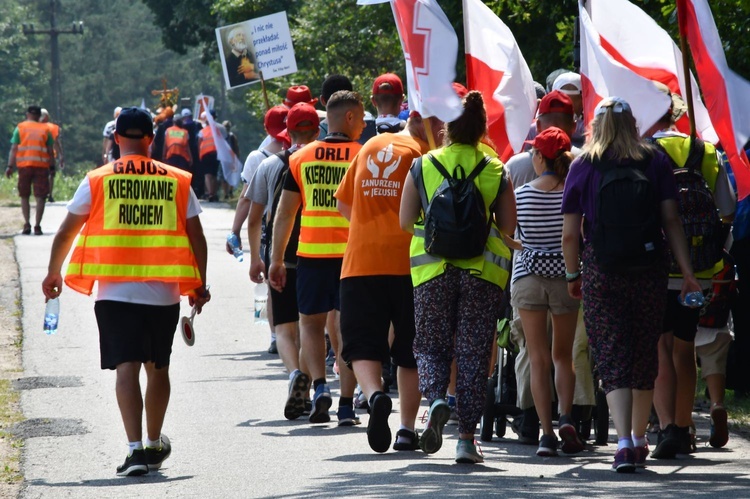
top-left (17, 167), bottom-right (50, 198)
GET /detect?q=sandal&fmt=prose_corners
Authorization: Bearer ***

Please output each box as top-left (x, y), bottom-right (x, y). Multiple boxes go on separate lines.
top-left (22, 223), bottom-right (31, 235)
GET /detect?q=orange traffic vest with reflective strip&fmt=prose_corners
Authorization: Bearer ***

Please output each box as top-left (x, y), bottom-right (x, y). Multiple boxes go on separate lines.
top-left (288, 139), bottom-right (360, 258)
top-left (17, 121), bottom-right (51, 168)
top-left (164, 126), bottom-right (191, 162)
top-left (64, 155), bottom-right (202, 296)
top-left (198, 126), bottom-right (216, 160)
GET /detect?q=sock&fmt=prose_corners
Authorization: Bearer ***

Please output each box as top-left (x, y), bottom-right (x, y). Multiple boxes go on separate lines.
top-left (313, 378), bottom-right (326, 390)
top-left (289, 369), bottom-right (300, 381)
top-left (398, 424), bottom-right (414, 433)
top-left (447, 394), bottom-right (457, 408)
top-left (617, 437), bottom-right (634, 451)
top-left (145, 436), bottom-right (161, 449)
top-left (128, 441), bottom-right (143, 455)
top-left (368, 391), bottom-right (385, 408)
top-left (632, 433), bottom-right (647, 448)
top-left (339, 397), bottom-right (353, 409)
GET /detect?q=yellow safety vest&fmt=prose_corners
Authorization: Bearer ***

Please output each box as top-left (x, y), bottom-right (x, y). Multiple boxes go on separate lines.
top-left (409, 143), bottom-right (511, 289)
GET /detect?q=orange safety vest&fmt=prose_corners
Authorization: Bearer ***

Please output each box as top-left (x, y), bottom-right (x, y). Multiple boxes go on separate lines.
top-left (198, 126), bottom-right (216, 160)
top-left (64, 155), bottom-right (202, 296)
top-left (288, 139), bottom-right (361, 258)
top-left (164, 126), bottom-right (191, 162)
top-left (47, 122), bottom-right (60, 140)
top-left (16, 121), bottom-right (51, 168)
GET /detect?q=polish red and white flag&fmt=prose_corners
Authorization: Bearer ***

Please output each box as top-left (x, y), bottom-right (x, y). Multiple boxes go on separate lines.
top-left (579, 1), bottom-right (670, 134)
top-left (588, 0), bottom-right (717, 143)
top-left (463, 0), bottom-right (536, 162)
top-left (358, 0), bottom-right (462, 123)
top-left (678, 0), bottom-right (750, 200)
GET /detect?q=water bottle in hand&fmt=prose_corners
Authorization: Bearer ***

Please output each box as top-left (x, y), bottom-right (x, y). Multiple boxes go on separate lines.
top-left (254, 281), bottom-right (268, 324)
top-left (678, 291), bottom-right (705, 309)
top-left (44, 297), bottom-right (59, 335)
top-left (227, 232), bottom-right (244, 262)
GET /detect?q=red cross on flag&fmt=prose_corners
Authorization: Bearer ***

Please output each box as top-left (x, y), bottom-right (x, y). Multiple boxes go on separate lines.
top-left (358, 0), bottom-right (462, 123)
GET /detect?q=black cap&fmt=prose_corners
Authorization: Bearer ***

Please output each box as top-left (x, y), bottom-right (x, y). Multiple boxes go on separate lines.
top-left (115, 107), bottom-right (154, 139)
top-left (27, 105), bottom-right (42, 116)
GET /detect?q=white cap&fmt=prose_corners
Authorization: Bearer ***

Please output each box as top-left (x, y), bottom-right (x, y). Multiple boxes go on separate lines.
top-left (552, 72), bottom-right (582, 96)
top-left (114, 106), bottom-right (122, 118)
top-left (181, 108), bottom-right (192, 117)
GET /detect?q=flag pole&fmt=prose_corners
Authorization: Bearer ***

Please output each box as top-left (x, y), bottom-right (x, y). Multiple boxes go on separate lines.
top-left (259, 71), bottom-right (271, 112)
top-left (423, 116), bottom-right (438, 150)
top-left (676, 1), bottom-right (697, 140)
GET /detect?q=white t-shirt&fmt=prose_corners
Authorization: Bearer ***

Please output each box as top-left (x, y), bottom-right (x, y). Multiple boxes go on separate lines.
top-left (242, 149), bottom-right (272, 185)
top-left (67, 174), bottom-right (202, 305)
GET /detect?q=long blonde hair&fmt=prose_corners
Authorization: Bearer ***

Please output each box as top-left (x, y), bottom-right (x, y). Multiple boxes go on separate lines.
top-left (582, 97), bottom-right (653, 162)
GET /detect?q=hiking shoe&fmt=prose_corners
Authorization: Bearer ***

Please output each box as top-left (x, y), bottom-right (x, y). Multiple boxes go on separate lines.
top-left (393, 429), bottom-right (419, 451)
top-left (309, 384), bottom-right (332, 423)
top-left (267, 340), bottom-right (278, 354)
top-left (559, 414), bottom-right (585, 454)
top-left (367, 393), bottom-right (392, 453)
top-left (21, 224), bottom-right (31, 235)
top-left (709, 404), bottom-right (729, 448)
top-left (455, 439), bottom-right (484, 464)
top-left (612, 447), bottom-right (636, 473)
top-left (337, 405), bottom-right (361, 427)
top-left (420, 399), bottom-right (451, 454)
top-left (536, 433), bottom-right (559, 457)
top-left (116, 449), bottom-right (148, 476)
top-left (284, 371), bottom-right (310, 420)
top-left (33, 225), bottom-right (42, 235)
top-left (651, 423), bottom-right (680, 459)
top-left (634, 444), bottom-right (649, 467)
top-left (145, 435), bottom-right (171, 470)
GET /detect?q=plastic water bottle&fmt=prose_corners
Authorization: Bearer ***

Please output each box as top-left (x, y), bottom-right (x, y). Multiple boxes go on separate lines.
top-left (254, 282), bottom-right (268, 324)
top-left (43, 297), bottom-right (59, 335)
top-left (678, 291), bottom-right (705, 308)
top-left (227, 232), bottom-right (244, 262)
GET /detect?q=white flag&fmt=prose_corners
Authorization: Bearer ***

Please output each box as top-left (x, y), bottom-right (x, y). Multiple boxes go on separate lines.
top-left (201, 97), bottom-right (242, 187)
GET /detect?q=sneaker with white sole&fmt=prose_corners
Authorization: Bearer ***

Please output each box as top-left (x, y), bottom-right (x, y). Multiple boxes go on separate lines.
top-left (116, 449), bottom-right (148, 476)
top-left (536, 433), bottom-right (559, 457)
top-left (309, 384), bottom-right (332, 423)
top-left (145, 435), bottom-right (171, 470)
top-left (284, 371), bottom-right (310, 420)
top-left (336, 405), bottom-right (361, 427)
top-left (420, 399), bottom-right (451, 454)
top-left (455, 438), bottom-right (483, 464)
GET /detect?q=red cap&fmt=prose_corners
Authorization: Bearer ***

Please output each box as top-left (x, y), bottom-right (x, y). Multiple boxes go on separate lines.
top-left (452, 82), bottom-right (469, 98)
top-left (527, 126), bottom-right (571, 160)
top-left (538, 90), bottom-right (574, 116)
top-left (284, 85), bottom-right (318, 108)
top-left (286, 103), bottom-right (320, 132)
top-left (372, 73), bottom-right (404, 95)
top-left (264, 105), bottom-right (289, 141)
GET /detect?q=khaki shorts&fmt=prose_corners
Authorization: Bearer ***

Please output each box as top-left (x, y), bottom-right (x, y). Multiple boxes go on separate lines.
top-left (17, 167), bottom-right (50, 198)
top-left (696, 332), bottom-right (732, 378)
top-left (510, 274), bottom-right (580, 315)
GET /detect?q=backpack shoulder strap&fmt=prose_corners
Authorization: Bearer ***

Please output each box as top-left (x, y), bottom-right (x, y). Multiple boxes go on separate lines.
top-left (272, 150), bottom-right (292, 200)
top-left (411, 156), bottom-right (429, 214)
top-left (685, 137), bottom-right (705, 173)
top-left (466, 155), bottom-right (492, 183)
top-left (427, 153), bottom-right (452, 181)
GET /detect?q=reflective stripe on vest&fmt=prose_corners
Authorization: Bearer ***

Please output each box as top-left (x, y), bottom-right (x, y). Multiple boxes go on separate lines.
top-left (164, 126), bottom-right (191, 162)
top-left (289, 140), bottom-right (359, 258)
top-left (409, 145), bottom-right (511, 289)
top-left (64, 156), bottom-right (202, 296)
top-left (17, 121), bottom-right (51, 168)
top-left (199, 126), bottom-right (216, 160)
top-left (657, 136), bottom-right (724, 279)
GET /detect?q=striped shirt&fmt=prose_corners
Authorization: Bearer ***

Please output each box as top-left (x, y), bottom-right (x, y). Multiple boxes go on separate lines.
top-left (512, 184), bottom-right (565, 283)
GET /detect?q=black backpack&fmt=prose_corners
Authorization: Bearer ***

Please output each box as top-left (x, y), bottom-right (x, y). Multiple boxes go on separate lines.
top-left (413, 153), bottom-right (492, 259)
top-left (653, 137), bottom-right (725, 273)
top-left (591, 154), bottom-right (663, 272)
top-left (264, 150), bottom-right (301, 265)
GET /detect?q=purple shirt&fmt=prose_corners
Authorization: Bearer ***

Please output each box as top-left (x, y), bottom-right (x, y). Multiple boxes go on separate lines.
top-left (561, 149), bottom-right (678, 241)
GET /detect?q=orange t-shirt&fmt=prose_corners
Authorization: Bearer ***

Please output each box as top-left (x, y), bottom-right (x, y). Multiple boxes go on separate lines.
top-left (335, 132), bottom-right (429, 278)
top-left (47, 123), bottom-right (60, 140)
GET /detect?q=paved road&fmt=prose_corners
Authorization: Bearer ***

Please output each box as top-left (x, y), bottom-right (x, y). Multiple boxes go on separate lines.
top-left (15, 203), bottom-right (750, 498)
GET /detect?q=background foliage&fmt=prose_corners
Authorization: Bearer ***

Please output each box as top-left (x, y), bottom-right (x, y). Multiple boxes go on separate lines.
top-left (3, 0), bottom-right (750, 191)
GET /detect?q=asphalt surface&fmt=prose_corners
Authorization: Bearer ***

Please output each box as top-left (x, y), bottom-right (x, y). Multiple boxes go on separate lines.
top-left (15, 203), bottom-right (750, 498)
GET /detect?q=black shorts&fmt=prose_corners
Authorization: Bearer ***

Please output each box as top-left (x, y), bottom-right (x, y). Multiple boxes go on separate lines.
top-left (94, 301), bottom-right (179, 370)
top-left (340, 275), bottom-right (417, 369)
top-left (296, 257), bottom-right (342, 315)
top-left (663, 289), bottom-right (704, 342)
top-left (200, 152), bottom-right (220, 176)
top-left (271, 267), bottom-right (299, 326)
